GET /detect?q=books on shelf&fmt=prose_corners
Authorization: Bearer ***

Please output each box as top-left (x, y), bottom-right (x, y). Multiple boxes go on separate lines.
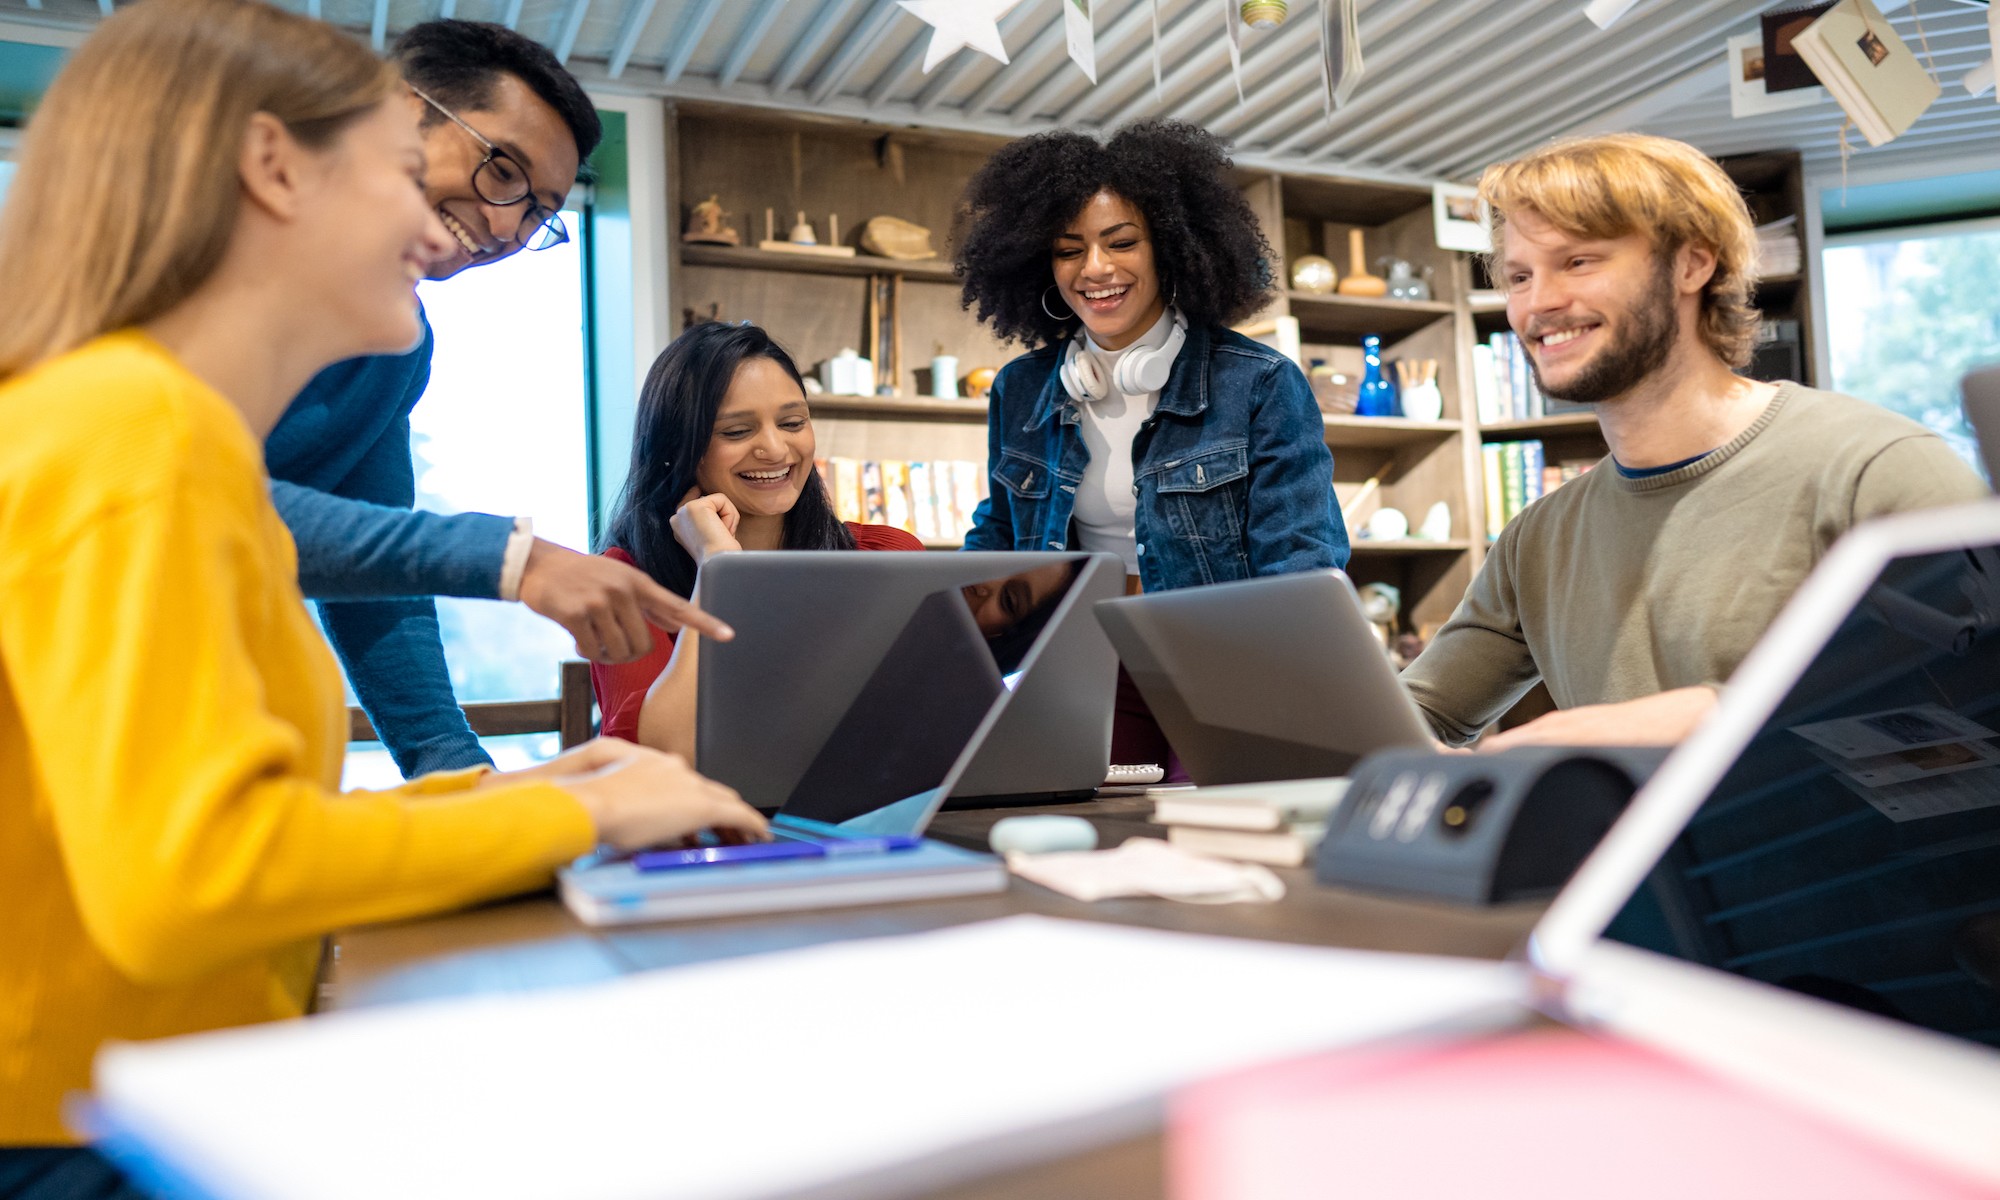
top-left (820, 456), bottom-right (988, 543)
top-left (1151, 778), bottom-right (1349, 868)
top-left (1753, 214), bottom-right (1802, 279)
top-left (1472, 333), bottom-right (1592, 424)
top-left (1791, 0), bottom-right (1940, 148)
top-left (1482, 440), bottom-right (1594, 538)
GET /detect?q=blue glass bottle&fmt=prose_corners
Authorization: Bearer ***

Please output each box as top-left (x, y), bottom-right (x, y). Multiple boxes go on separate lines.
top-left (1355, 334), bottom-right (1399, 417)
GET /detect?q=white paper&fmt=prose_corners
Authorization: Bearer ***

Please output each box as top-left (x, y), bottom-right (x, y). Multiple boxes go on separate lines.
top-left (93, 916), bottom-right (1522, 1200)
top-left (1840, 765), bottom-right (2000, 823)
top-left (1006, 836), bottom-right (1284, 903)
top-left (1727, 32), bottom-right (1826, 119)
top-left (1063, 0), bottom-right (1095, 85)
top-left (1788, 704), bottom-right (1997, 759)
top-left (1811, 738), bottom-right (2000, 787)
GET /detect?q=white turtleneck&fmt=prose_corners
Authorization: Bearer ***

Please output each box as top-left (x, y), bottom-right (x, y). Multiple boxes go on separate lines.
top-left (1072, 307), bottom-right (1176, 573)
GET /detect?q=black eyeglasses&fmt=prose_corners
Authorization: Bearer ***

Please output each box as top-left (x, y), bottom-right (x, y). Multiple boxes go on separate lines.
top-left (409, 84), bottom-right (568, 252)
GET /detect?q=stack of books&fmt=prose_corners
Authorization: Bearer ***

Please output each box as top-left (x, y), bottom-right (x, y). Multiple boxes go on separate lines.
top-left (1753, 215), bottom-right (1802, 279)
top-left (1150, 778), bottom-right (1349, 868)
top-left (1471, 333), bottom-right (1593, 424)
top-left (818, 457), bottom-right (988, 543)
top-left (1482, 439), bottom-right (1595, 538)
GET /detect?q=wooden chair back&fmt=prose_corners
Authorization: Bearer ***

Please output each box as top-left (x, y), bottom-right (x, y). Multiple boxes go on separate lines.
top-left (348, 660), bottom-right (595, 751)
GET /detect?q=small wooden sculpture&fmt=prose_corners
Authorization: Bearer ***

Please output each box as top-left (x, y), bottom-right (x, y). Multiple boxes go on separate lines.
top-left (1336, 228), bottom-right (1386, 297)
top-left (681, 195), bottom-right (739, 245)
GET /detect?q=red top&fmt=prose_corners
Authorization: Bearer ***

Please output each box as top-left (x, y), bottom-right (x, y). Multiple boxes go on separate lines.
top-left (589, 523), bottom-right (925, 744)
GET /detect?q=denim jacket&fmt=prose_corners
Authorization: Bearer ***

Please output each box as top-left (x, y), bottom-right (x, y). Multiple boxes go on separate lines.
top-left (963, 321), bottom-right (1348, 592)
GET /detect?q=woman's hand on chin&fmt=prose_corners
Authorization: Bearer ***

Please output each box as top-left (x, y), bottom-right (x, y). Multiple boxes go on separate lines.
top-left (671, 488), bottom-right (743, 566)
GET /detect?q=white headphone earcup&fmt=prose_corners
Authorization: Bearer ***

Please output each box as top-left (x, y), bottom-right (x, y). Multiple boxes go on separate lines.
top-left (1061, 339), bottom-right (1107, 401)
top-left (1116, 315), bottom-right (1188, 394)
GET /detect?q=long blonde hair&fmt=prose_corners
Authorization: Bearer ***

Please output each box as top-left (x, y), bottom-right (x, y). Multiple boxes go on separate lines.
top-left (0, 0), bottom-right (397, 381)
top-left (1478, 134), bottom-right (1760, 369)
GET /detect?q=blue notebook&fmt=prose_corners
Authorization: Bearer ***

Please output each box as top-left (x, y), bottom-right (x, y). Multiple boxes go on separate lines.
top-left (558, 837), bottom-right (1005, 926)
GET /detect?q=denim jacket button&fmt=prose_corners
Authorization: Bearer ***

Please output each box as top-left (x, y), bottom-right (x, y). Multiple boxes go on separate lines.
top-left (1136, 543), bottom-right (1146, 555)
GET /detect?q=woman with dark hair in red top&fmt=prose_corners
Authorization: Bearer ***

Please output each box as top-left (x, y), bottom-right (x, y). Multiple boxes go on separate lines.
top-left (593, 322), bottom-right (921, 750)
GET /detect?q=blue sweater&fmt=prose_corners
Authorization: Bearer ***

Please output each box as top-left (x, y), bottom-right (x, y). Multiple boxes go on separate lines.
top-left (266, 317), bottom-right (515, 777)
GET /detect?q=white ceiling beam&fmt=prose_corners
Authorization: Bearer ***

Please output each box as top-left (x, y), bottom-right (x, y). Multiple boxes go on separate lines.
top-left (606, 0), bottom-right (662, 79)
top-left (553, 0), bottom-right (592, 63)
top-left (663, 0), bottom-right (724, 82)
top-left (1186, 0), bottom-right (1434, 143)
top-left (959, 13), bottom-right (1066, 117)
top-left (1237, 0), bottom-right (1568, 157)
top-left (0, 17), bottom-right (89, 46)
top-left (771, 0), bottom-right (858, 96)
top-left (1086, 4), bottom-right (1232, 130)
top-left (1200, 0), bottom-right (1459, 141)
top-left (808, 0), bottom-right (902, 106)
top-left (718, 0), bottom-right (786, 87)
top-left (864, 28), bottom-right (932, 108)
top-left (1421, 0), bottom-right (1772, 176)
top-left (1048, 0), bottom-right (1197, 124)
top-left (370, 0), bottom-right (389, 52)
top-left (1175, 2), bottom-right (1331, 130)
top-left (1368, 0), bottom-right (1757, 168)
top-left (1280, 0), bottom-right (1592, 157)
top-left (560, 54), bottom-right (1442, 186)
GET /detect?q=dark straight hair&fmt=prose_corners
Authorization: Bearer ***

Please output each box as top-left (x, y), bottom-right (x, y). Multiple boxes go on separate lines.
top-left (602, 322), bottom-right (855, 597)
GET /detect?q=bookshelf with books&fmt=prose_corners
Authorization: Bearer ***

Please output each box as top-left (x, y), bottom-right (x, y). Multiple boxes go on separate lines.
top-left (1719, 149), bottom-right (1818, 391)
top-left (667, 106), bottom-right (1525, 639)
top-left (1243, 171), bottom-right (1487, 643)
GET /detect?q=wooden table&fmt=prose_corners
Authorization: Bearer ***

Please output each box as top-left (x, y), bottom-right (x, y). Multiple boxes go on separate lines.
top-left (323, 797), bottom-right (1543, 1197)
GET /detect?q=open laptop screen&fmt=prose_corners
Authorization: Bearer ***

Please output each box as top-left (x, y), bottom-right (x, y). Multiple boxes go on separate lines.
top-left (1603, 545), bottom-right (2000, 1050)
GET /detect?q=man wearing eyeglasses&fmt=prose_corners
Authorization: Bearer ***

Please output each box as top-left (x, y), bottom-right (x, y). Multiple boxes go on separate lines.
top-left (266, 20), bottom-right (720, 779)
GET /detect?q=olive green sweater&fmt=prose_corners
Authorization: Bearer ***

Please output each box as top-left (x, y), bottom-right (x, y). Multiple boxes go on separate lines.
top-left (1402, 383), bottom-right (1990, 746)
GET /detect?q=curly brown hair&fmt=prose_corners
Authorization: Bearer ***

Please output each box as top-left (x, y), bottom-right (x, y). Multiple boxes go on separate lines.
top-left (952, 120), bottom-right (1276, 348)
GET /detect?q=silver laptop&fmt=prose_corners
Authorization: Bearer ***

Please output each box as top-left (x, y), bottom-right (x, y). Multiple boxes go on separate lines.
top-left (83, 509), bottom-right (2000, 1194)
top-left (1961, 363), bottom-right (2000, 487)
top-left (696, 550), bottom-right (1126, 817)
top-left (1094, 569), bottom-right (1434, 784)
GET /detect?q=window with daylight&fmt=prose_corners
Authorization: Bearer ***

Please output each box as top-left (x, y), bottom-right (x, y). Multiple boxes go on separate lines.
top-left (1822, 219), bottom-right (2000, 479)
top-left (342, 207), bottom-right (592, 787)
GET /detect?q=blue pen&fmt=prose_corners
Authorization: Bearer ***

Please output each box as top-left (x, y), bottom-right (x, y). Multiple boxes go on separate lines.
top-left (633, 841), bottom-right (824, 871)
top-left (821, 835), bottom-right (925, 856)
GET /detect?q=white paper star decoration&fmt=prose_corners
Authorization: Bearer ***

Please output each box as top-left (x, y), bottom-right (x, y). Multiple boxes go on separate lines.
top-left (897, 0), bottom-right (1022, 74)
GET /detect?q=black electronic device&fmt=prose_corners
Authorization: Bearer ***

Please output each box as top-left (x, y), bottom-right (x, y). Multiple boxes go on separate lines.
top-left (1315, 746), bottom-right (1666, 904)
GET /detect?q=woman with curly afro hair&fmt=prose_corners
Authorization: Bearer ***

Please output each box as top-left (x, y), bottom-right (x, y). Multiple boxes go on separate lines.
top-left (955, 119), bottom-right (1347, 770)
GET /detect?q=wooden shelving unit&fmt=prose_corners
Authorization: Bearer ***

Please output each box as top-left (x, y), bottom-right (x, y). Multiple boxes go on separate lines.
top-left (807, 394), bottom-right (987, 418)
top-left (664, 104), bottom-right (1613, 635)
top-left (1320, 415), bottom-right (1461, 449)
top-left (1479, 413), bottom-right (1600, 440)
top-left (681, 242), bottom-right (955, 283)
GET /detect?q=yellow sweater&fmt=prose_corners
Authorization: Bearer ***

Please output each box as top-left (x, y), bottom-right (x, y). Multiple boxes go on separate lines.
top-left (0, 332), bottom-right (597, 1144)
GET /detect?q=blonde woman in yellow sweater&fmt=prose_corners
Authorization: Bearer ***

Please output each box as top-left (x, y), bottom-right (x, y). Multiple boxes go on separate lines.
top-left (0, 0), bottom-right (768, 1186)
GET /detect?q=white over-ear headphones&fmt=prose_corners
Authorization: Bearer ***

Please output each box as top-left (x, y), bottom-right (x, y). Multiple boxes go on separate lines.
top-left (1059, 309), bottom-right (1188, 402)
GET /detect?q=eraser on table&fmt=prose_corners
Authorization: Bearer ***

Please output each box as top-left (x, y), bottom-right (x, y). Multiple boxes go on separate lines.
top-left (989, 815), bottom-right (1099, 856)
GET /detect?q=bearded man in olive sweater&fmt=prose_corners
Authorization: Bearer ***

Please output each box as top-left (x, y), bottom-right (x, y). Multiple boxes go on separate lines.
top-left (1401, 134), bottom-right (1987, 749)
